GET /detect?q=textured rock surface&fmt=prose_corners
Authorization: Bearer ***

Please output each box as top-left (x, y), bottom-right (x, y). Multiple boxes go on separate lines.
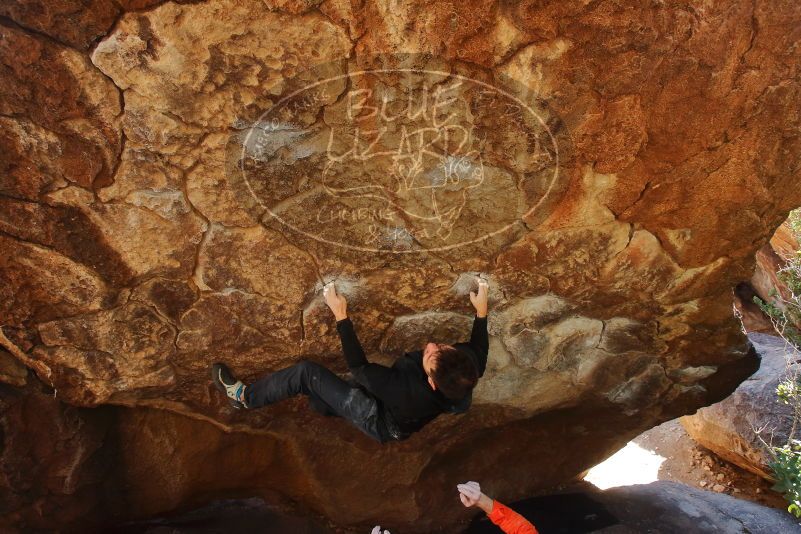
top-left (102, 482), bottom-right (801, 534)
top-left (682, 332), bottom-right (799, 480)
top-left (0, 380), bottom-right (121, 531)
top-left (734, 217), bottom-right (799, 333)
top-left (750, 220), bottom-right (801, 330)
top-left (593, 481), bottom-right (801, 533)
top-left (734, 281), bottom-right (780, 334)
top-left (2, 0), bottom-right (801, 531)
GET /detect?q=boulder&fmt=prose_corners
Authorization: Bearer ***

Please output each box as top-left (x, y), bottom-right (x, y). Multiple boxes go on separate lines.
top-left (0, 381), bottom-right (121, 531)
top-left (594, 481), bottom-right (801, 533)
top-left (26, 478), bottom-right (798, 534)
top-left (748, 220), bottom-right (801, 331)
top-left (682, 332), bottom-right (800, 480)
top-left (1, 0), bottom-right (801, 531)
top-left (733, 282), bottom-right (779, 335)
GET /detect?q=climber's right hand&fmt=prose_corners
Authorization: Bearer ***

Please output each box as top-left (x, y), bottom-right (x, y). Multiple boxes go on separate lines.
top-left (457, 481), bottom-right (493, 513)
top-left (323, 282), bottom-right (348, 321)
top-left (458, 481), bottom-right (482, 507)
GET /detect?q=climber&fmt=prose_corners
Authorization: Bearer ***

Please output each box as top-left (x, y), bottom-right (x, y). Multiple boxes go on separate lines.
top-left (458, 481), bottom-right (539, 534)
top-left (211, 276), bottom-right (489, 443)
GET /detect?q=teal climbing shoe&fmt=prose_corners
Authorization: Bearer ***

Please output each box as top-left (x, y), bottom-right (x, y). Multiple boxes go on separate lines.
top-left (211, 363), bottom-right (248, 409)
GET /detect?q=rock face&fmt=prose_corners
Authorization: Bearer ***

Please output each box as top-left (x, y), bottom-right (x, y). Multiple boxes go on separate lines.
top-left (682, 332), bottom-right (800, 480)
top-left (733, 218), bottom-right (799, 335)
top-left (750, 220), bottom-right (801, 331)
top-left (593, 481), bottom-right (801, 533)
top-left (89, 481), bottom-right (801, 534)
top-left (0, 380), bottom-right (121, 531)
top-left (734, 281), bottom-right (779, 335)
top-left (2, 0), bottom-right (801, 531)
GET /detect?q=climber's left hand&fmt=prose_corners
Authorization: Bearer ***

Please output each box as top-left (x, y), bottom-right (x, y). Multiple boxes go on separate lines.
top-left (469, 276), bottom-right (489, 318)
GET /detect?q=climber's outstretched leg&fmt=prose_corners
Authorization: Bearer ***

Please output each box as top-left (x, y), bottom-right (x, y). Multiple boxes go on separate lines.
top-left (211, 360), bottom-right (388, 442)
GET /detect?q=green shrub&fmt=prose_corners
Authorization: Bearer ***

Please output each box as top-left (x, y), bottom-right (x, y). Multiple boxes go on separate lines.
top-left (769, 441), bottom-right (801, 517)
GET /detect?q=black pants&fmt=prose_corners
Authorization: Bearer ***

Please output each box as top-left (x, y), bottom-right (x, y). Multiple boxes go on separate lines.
top-left (244, 360), bottom-right (394, 443)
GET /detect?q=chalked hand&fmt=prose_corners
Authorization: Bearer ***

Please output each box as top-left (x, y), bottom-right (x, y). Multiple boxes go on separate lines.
top-left (469, 277), bottom-right (489, 318)
top-left (457, 481), bottom-right (482, 507)
top-left (323, 282), bottom-right (348, 321)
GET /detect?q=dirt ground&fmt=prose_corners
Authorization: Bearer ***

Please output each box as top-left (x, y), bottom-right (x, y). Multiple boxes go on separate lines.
top-left (628, 418), bottom-right (787, 510)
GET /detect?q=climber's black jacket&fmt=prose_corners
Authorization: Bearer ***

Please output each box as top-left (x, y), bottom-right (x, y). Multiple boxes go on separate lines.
top-left (335, 314), bottom-right (488, 437)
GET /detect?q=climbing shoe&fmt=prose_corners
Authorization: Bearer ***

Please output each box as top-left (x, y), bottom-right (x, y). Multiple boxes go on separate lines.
top-left (211, 363), bottom-right (248, 409)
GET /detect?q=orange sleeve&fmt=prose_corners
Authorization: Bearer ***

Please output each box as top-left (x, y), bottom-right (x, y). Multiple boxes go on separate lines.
top-left (487, 500), bottom-right (538, 534)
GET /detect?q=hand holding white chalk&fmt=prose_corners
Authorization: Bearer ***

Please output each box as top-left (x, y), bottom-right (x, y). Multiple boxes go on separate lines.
top-left (323, 282), bottom-right (348, 321)
top-left (457, 481), bottom-right (494, 514)
top-left (469, 277), bottom-right (489, 318)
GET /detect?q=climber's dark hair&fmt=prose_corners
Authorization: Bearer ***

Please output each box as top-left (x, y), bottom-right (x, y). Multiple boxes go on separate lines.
top-left (430, 345), bottom-right (479, 400)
